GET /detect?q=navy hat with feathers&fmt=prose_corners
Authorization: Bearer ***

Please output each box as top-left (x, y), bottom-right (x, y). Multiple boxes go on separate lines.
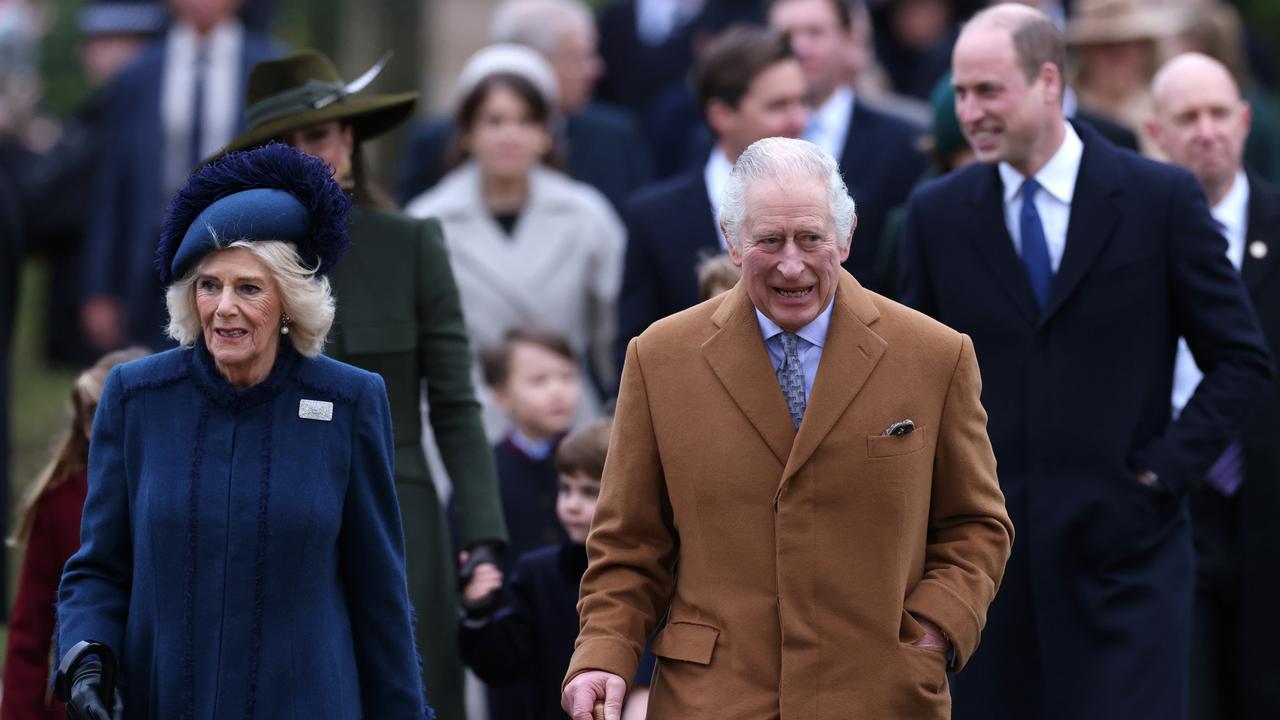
top-left (156, 143), bottom-right (352, 286)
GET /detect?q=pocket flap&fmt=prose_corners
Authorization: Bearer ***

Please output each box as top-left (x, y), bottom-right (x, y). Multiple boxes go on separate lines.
top-left (651, 621), bottom-right (719, 665)
top-left (341, 322), bottom-right (416, 355)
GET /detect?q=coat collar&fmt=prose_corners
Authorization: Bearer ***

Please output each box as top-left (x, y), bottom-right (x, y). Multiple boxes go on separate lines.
top-left (702, 270), bottom-right (886, 482)
top-left (1244, 170), bottom-right (1280, 293)
top-left (187, 336), bottom-right (301, 410)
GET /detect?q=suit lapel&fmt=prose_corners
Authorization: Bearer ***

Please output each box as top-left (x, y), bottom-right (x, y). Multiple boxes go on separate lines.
top-left (781, 272), bottom-right (886, 488)
top-left (1041, 131), bottom-right (1121, 324)
top-left (966, 167), bottom-right (1040, 325)
top-left (1243, 172), bottom-right (1280, 294)
top-left (702, 285), bottom-right (796, 466)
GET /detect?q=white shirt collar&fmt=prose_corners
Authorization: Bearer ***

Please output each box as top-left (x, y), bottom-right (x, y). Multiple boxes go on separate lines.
top-left (753, 294), bottom-right (836, 350)
top-left (998, 121), bottom-right (1083, 205)
top-left (1213, 170), bottom-right (1249, 241)
top-left (804, 84), bottom-right (854, 160)
top-left (704, 146), bottom-right (734, 214)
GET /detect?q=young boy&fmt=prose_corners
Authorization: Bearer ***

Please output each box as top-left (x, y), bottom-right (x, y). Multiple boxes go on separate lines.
top-left (460, 418), bottom-right (611, 720)
top-left (481, 328), bottom-right (583, 566)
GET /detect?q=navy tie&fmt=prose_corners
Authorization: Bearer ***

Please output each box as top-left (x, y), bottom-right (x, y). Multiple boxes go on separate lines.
top-left (1020, 179), bottom-right (1053, 308)
top-left (189, 45), bottom-right (208, 169)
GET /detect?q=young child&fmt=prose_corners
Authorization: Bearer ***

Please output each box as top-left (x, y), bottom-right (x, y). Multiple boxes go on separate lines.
top-left (2, 347), bottom-right (148, 720)
top-left (459, 418), bottom-right (610, 720)
top-left (482, 328), bottom-right (583, 566)
top-left (696, 252), bottom-right (742, 301)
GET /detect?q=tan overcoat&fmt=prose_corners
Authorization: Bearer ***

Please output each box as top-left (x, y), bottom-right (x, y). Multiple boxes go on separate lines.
top-left (566, 271), bottom-right (1014, 718)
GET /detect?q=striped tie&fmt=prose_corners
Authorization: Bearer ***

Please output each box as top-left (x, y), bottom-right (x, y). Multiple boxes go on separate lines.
top-left (776, 332), bottom-right (807, 429)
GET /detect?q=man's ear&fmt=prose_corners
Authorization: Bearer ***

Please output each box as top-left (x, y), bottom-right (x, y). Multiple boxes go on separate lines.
top-left (725, 227), bottom-right (743, 266)
top-left (1142, 116), bottom-right (1163, 152)
top-left (840, 215), bottom-right (856, 263)
top-left (706, 98), bottom-right (735, 139)
top-left (1040, 62), bottom-right (1063, 107)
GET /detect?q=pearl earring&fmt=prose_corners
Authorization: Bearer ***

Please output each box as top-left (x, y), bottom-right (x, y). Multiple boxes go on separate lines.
top-left (281, 313), bottom-right (291, 335)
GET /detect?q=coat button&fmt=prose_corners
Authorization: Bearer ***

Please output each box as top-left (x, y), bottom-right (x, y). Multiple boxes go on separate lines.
top-left (1250, 240), bottom-right (1268, 259)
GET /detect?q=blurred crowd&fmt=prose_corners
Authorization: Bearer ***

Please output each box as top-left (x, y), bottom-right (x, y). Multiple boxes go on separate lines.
top-left (1, 0), bottom-right (1279, 719)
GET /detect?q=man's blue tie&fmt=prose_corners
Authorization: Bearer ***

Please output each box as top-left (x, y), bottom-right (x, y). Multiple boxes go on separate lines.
top-left (1020, 178), bottom-right (1053, 308)
top-left (776, 332), bottom-right (807, 429)
top-left (189, 45), bottom-right (208, 169)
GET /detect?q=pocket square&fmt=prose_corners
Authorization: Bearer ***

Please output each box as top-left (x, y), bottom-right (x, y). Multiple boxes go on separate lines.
top-left (883, 419), bottom-right (915, 437)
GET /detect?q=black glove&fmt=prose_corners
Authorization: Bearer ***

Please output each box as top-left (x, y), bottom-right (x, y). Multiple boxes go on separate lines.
top-left (55, 640), bottom-right (124, 720)
top-left (457, 542), bottom-right (505, 618)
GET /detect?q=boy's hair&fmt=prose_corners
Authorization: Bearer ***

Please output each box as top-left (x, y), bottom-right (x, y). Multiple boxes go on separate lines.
top-left (554, 417), bottom-right (612, 480)
top-left (697, 252), bottom-right (742, 300)
top-left (481, 327), bottom-right (575, 387)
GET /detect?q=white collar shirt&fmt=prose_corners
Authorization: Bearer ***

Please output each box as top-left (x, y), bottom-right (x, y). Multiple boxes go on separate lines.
top-left (802, 84), bottom-right (854, 162)
top-left (704, 146), bottom-right (734, 250)
top-left (997, 121), bottom-right (1083, 274)
top-left (162, 19), bottom-right (243, 195)
top-left (1172, 171), bottom-right (1250, 414)
top-left (754, 297), bottom-right (836, 404)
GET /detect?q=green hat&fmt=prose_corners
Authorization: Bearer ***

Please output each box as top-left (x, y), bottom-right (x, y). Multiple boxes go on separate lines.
top-left (215, 49), bottom-right (417, 159)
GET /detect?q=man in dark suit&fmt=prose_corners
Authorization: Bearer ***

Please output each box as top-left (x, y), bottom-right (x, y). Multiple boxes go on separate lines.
top-left (768, 0), bottom-right (927, 289)
top-left (615, 26), bottom-right (807, 368)
top-left (1145, 52), bottom-right (1280, 720)
top-left (899, 7), bottom-right (1273, 720)
top-left (79, 0), bottom-right (279, 351)
top-left (393, 0), bottom-right (650, 211)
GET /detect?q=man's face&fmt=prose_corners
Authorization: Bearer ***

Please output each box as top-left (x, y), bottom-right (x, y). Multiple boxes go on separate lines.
top-left (546, 23), bottom-right (603, 115)
top-left (952, 25), bottom-right (1054, 169)
top-left (710, 59), bottom-right (809, 159)
top-left (768, 0), bottom-right (847, 102)
top-left (727, 174), bottom-right (850, 332)
top-left (1147, 60), bottom-right (1250, 195)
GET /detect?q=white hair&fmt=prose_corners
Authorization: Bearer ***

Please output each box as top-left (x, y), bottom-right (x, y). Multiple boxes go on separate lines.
top-left (165, 239), bottom-right (335, 358)
top-left (718, 137), bottom-right (857, 249)
top-left (489, 0), bottom-right (593, 54)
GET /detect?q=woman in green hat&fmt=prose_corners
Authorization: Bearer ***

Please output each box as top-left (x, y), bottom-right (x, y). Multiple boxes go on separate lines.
top-left (216, 49), bottom-right (508, 720)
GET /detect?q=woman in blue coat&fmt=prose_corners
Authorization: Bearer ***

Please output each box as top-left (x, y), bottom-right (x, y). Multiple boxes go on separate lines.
top-left (55, 144), bottom-right (430, 719)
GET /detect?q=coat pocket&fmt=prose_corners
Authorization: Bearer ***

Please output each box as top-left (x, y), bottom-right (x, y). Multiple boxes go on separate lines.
top-left (651, 621), bottom-right (720, 665)
top-left (866, 425), bottom-right (928, 458)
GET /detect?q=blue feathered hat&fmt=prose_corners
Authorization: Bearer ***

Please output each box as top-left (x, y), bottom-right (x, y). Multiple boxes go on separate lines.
top-left (156, 143), bottom-right (352, 286)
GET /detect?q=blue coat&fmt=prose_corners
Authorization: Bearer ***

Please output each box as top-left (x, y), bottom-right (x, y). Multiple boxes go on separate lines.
top-left (57, 341), bottom-right (429, 719)
top-left (899, 122), bottom-right (1273, 719)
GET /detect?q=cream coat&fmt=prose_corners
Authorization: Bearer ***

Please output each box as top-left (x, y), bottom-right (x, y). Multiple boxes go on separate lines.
top-left (405, 161), bottom-right (625, 436)
top-left (566, 272), bottom-right (1014, 718)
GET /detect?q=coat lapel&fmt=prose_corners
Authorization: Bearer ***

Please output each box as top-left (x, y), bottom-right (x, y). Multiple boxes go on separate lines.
top-left (702, 285), bottom-right (797, 466)
top-left (1041, 129), bottom-right (1122, 324)
top-left (781, 272), bottom-right (886, 487)
top-left (1243, 172), bottom-right (1280, 294)
top-left (966, 167), bottom-right (1040, 325)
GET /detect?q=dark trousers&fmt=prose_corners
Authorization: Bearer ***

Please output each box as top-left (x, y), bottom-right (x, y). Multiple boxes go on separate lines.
top-left (1189, 487), bottom-right (1240, 720)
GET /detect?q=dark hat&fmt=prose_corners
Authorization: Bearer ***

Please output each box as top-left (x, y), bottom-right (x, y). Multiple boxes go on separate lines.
top-left (215, 49), bottom-right (417, 158)
top-left (78, 0), bottom-right (168, 37)
top-left (156, 143), bottom-right (352, 286)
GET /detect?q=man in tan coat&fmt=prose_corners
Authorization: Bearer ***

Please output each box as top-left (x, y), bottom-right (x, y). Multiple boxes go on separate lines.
top-left (562, 137), bottom-right (1014, 719)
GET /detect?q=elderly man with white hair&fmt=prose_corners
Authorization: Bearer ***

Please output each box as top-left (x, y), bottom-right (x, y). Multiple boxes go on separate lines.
top-left (394, 0), bottom-right (651, 209)
top-left (561, 136), bottom-right (1013, 720)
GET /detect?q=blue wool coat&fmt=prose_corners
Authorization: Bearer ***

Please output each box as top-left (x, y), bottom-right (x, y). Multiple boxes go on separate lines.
top-left (57, 341), bottom-right (429, 719)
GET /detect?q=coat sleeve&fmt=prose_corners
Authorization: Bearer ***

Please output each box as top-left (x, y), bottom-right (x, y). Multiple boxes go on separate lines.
top-left (457, 561), bottom-right (539, 686)
top-left (897, 189), bottom-right (939, 318)
top-left (57, 368), bottom-right (132, 662)
top-left (80, 93), bottom-right (128, 303)
top-left (903, 334), bottom-right (1014, 670)
top-left (3, 493), bottom-right (70, 718)
top-left (564, 338), bottom-right (677, 688)
top-left (414, 218), bottom-right (508, 549)
top-left (1137, 170), bottom-right (1275, 495)
top-left (341, 373), bottom-right (430, 718)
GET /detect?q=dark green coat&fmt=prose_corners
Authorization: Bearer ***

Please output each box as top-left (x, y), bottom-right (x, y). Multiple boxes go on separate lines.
top-left (327, 206), bottom-right (506, 720)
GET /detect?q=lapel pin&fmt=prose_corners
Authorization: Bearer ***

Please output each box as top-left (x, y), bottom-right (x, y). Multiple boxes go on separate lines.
top-left (299, 399), bottom-right (333, 422)
top-left (1250, 240), bottom-right (1268, 260)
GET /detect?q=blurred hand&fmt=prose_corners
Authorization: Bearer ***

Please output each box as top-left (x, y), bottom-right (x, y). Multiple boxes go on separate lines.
top-left (82, 297), bottom-right (124, 351)
top-left (563, 670), bottom-right (626, 720)
top-left (911, 615), bottom-right (949, 654)
top-left (461, 559), bottom-right (502, 607)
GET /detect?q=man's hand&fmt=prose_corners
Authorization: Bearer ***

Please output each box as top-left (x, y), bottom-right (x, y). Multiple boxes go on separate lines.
top-left (911, 615), bottom-right (949, 654)
top-left (562, 670), bottom-right (626, 720)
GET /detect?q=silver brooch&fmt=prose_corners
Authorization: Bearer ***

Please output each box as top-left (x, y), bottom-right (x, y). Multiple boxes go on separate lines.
top-left (298, 399), bottom-right (334, 422)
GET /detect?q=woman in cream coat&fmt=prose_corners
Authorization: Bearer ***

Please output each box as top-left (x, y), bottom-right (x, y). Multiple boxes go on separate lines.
top-left (406, 45), bottom-right (624, 436)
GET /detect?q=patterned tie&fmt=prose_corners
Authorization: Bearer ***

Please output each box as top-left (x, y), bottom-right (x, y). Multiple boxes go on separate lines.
top-left (1205, 440), bottom-right (1245, 497)
top-left (1020, 179), bottom-right (1053, 308)
top-left (776, 332), bottom-right (807, 429)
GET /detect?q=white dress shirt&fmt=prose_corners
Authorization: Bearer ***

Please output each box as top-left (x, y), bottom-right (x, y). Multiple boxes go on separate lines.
top-left (803, 84), bottom-right (854, 163)
top-left (162, 19), bottom-right (243, 195)
top-left (704, 146), bottom-right (733, 250)
top-left (997, 122), bottom-right (1084, 274)
top-left (1171, 171), bottom-right (1250, 415)
top-left (754, 298), bottom-right (836, 404)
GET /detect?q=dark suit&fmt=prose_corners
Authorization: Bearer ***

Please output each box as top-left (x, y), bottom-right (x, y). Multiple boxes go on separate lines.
top-left (392, 103), bottom-right (651, 212)
top-left (899, 122), bottom-right (1273, 720)
top-left (614, 170), bottom-right (719, 369)
top-left (1189, 172), bottom-right (1280, 720)
top-left (594, 0), bottom-right (695, 122)
top-left (81, 31), bottom-right (279, 349)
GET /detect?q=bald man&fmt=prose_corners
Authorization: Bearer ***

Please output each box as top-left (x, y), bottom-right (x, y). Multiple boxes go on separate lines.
top-left (901, 6), bottom-right (1273, 719)
top-left (1147, 52), bottom-right (1280, 720)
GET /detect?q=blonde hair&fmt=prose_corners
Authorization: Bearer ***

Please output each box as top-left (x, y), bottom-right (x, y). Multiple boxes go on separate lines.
top-left (9, 347), bottom-right (151, 546)
top-left (165, 239), bottom-right (335, 358)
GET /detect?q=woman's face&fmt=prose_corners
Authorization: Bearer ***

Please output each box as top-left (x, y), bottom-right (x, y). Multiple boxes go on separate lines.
top-left (194, 247), bottom-right (284, 386)
top-left (465, 83), bottom-right (550, 181)
top-left (284, 120), bottom-right (354, 182)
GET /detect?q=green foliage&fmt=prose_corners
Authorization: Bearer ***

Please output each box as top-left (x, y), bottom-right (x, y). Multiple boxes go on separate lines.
top-left (38, 0), bottom-right (90, 118)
